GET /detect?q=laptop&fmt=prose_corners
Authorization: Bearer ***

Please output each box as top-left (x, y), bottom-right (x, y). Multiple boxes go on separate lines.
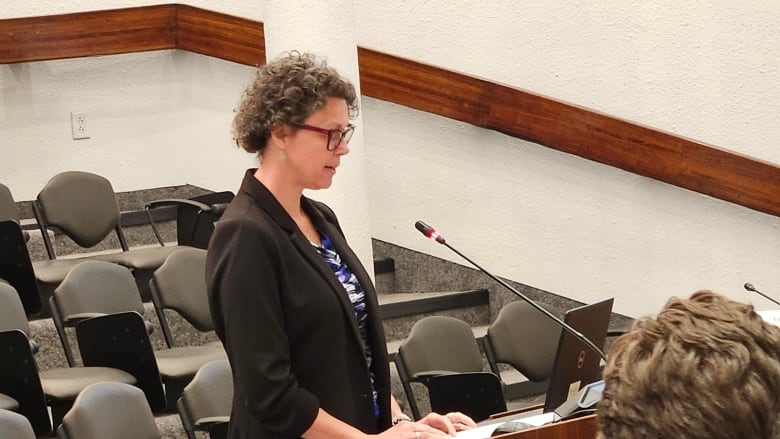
top-left (542, 297), bottom-right (614, 413)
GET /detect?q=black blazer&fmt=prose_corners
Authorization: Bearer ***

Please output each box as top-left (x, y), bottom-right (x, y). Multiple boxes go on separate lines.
top-left (206, 170), bottom-right (392, 439)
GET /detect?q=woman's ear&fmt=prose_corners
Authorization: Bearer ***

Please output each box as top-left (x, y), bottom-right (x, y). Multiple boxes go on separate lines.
top-left (270, 122), bottom-right (290, 145)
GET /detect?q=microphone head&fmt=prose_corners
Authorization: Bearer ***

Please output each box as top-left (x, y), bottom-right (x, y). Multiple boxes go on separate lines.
top-left (414, 220), bottom-right (445, 244)
top-left (414, 221), bottom-right (432, 235)
top-left (744, 283), bottom-right (756, 292)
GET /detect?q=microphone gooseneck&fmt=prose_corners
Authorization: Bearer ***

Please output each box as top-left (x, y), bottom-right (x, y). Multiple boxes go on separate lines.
top-left (414, 220), bottom-right (607, 362)
top-left (744, 282), bottom-right (780, 307)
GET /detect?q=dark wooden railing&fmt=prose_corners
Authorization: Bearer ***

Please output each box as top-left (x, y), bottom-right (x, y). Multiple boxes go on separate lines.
top-left (2, 4), bottom-right (778, 217)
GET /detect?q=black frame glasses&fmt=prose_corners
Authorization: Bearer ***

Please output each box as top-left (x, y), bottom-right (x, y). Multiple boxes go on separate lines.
top-left (291, 123), bottom-right (355, 151)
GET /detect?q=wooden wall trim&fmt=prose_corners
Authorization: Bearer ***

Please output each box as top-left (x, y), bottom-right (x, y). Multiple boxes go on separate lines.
top-left (0, 5), bottom-right (177, 63)
top-left (175, 5), bottom-right (264, 65)
top-left (2, 5), bottom-right (778, 217)
top-left (357, 48), bottom-right (780, 217)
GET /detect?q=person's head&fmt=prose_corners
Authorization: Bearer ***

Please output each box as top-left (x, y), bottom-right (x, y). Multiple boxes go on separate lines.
top-left (597, 290), bottom-right (780, 439)
top-left (233, 51), bottom-right (359, 189)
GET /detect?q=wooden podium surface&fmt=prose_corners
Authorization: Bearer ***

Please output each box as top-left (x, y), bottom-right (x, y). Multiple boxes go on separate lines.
top-left (493, 414), bottom-right (598, 439)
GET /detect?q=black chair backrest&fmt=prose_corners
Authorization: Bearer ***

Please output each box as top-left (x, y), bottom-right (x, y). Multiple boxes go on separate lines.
top-left (427, 372), bottom-right (507, 422)
top-left (76, 312), bottom-right (167, 413)
top-left (0, 330), bottom-right (51, 436)
top-left (178, 191), bottom-right (233, 249)
top-left (0, 221), bottom-right (41, 315)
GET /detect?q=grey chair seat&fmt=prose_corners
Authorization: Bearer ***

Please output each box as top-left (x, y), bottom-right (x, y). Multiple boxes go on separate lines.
top-left (0, 393), bottom-right (19, 411)
top-left (155, 346), bottom-right (226, 379)
top-left (32, 259), bottom-right (85, 284)
top-left (39, 367), bottom-right (137, 401)
top-left (197, 415), bottom-right (230, 425)
top-left (109, 246), bottom-right (184, 271)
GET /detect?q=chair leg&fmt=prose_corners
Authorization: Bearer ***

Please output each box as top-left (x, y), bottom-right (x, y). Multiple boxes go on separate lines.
top-left (394, 357), bottom-right (422, 420)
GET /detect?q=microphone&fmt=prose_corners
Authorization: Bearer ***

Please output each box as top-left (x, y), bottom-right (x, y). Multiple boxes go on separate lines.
top-left (414, 220), bottom-right (607, 362)
top-left (744, 283), bottom-right (780, 307)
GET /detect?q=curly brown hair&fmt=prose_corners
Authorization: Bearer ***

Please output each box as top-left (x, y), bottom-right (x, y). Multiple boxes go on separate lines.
top-left (597, 290), bottom-right (780, 439)
top-left (232, 51), bottom-right (359, 154)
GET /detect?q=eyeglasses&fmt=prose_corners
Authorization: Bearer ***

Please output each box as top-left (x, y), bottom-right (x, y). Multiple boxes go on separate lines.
top-left (291, 122), bottom-right (355, 151)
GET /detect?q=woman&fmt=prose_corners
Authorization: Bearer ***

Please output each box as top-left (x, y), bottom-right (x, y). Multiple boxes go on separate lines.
top-left (206, 52), bottom-right (475, 439)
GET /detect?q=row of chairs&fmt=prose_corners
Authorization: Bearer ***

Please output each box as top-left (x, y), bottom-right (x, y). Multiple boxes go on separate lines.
top-left (395, 301), bottom-right (562, 421)
top-left (0, 172), bottom-right (233, 317)
top-left (0, 359), bottom-right (232, 439)
top-left (0, 247), bottom-right (227, 436)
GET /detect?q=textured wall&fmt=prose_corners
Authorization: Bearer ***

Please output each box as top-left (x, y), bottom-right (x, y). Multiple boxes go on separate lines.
top-left (354, 0), bottom-right (780, 316)
top-left (355, 0), bottom-right (780, 164)
top-left (2, 1), bottom-right (779, 316)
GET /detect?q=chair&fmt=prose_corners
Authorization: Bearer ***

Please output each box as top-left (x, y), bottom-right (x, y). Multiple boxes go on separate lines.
top-left (33, 170), bottom-right (183, 302)
top-left (427, 372), bottom-right (507, 422)
top-left (146, 191), bottom-right (234, 250)
top-left (0, 283), bottom-right (137, 433)
top-left (178, 359), bottom-right (232, 439)
top-left (51, 261), bottom-right (225, 410)
top-left (0, 409), bottom-right (36, 439)
top-left (57, 382), bottom-right (161, 439)
top-left (149, 248), bottom-right (221, 349)
top-left (50, 261), bottom-right (147, 367)
top-left (482, 301), bottom-right (562, 398)
top-left (395, 316), bottom-right (486, 419)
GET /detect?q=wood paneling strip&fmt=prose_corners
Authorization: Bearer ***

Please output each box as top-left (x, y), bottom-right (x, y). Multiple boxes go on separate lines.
top-left (176, 5), bottom-right (264, 66)
top-left (0, 5), bottom-right (176, 63)
top-left (488, 84), bottom-right (780, 213)
top-left (1, 5), bottom-right (778, 217)
top-left (358, 48), bottom-right (493, 126)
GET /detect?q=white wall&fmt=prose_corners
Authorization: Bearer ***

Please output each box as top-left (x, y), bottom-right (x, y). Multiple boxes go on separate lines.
top-left (1, 0), bottom-right (262, 199)
top-left (1, 51), bottom-right (255, 198)
top-left (2, 1), bottom-right (780, 317)
top-left (355, 0), bottom-right (780, 316)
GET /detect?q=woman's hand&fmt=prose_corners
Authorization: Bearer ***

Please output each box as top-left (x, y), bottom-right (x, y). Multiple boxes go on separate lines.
top-left (417, 411), bottom-right (477, 436)
top-left (374, 419), bottom-right (453, 438)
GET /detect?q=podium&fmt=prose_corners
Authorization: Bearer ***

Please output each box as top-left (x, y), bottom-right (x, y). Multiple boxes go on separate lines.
top-left (490, 414), bottom-right (598, 439)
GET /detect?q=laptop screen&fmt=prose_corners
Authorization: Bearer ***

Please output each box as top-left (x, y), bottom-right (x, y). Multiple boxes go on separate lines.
top-left (542, 297), bottom-right (614, 413)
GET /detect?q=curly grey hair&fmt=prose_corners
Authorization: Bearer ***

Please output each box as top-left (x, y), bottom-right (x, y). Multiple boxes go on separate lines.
top-left (232, 51), bottom-right (359, 155)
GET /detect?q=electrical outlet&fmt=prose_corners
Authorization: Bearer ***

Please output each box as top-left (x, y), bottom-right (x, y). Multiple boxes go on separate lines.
top-left (71, 112), bottom-right (90, 140)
